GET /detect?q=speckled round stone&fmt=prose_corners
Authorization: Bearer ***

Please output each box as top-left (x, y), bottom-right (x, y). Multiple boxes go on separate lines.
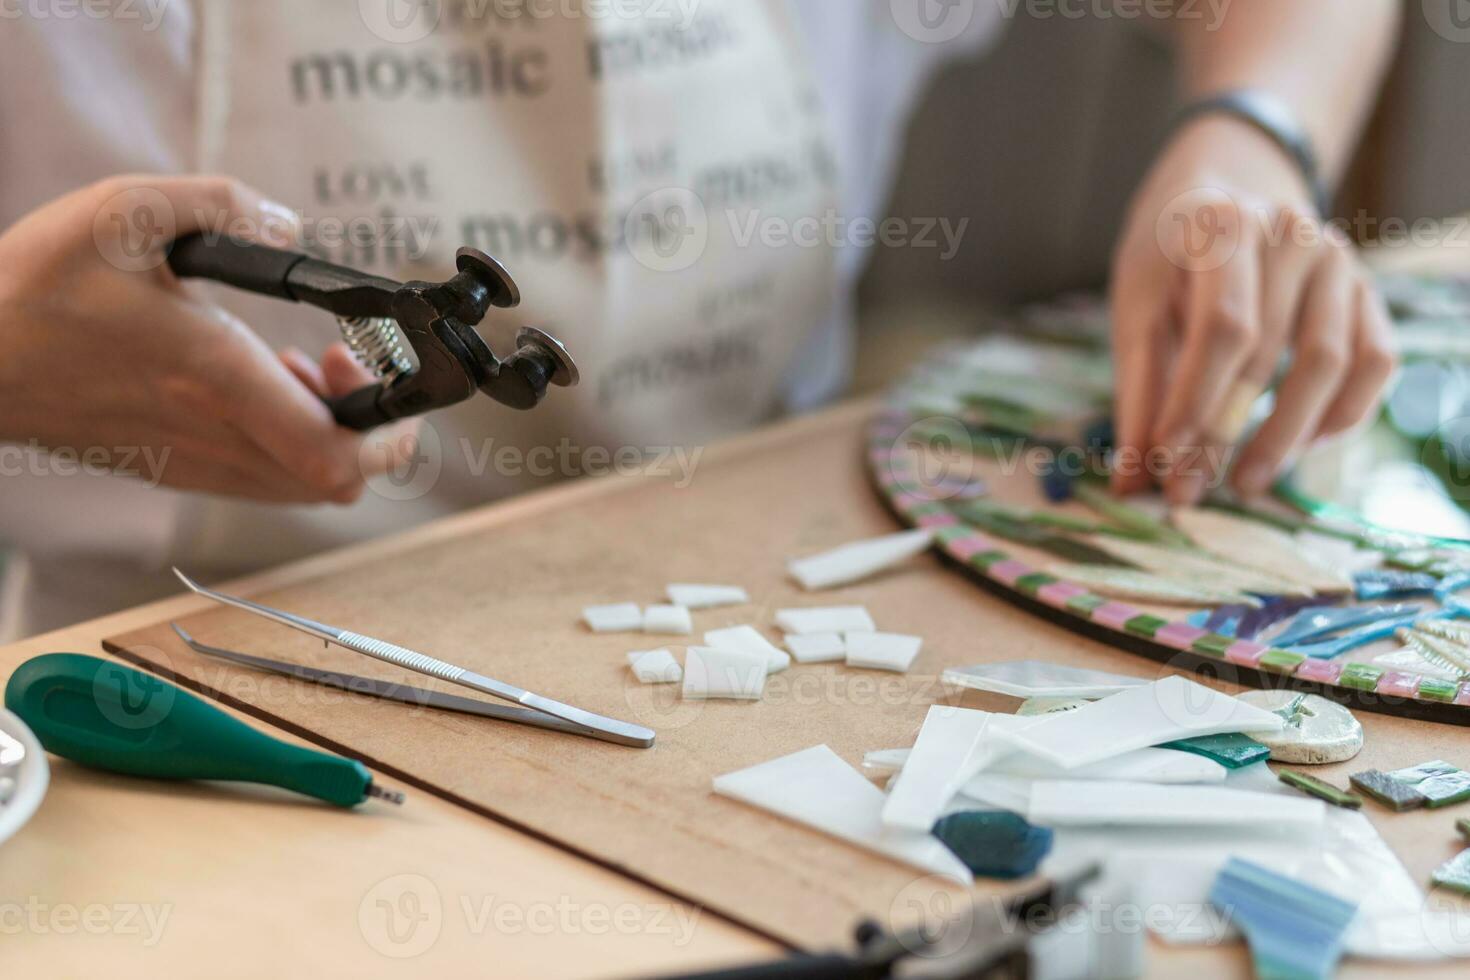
top-left (1238, 691), bottom-right (1364, 764)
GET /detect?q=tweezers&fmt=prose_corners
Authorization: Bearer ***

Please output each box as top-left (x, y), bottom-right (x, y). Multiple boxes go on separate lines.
top-left (172, 569), bottom-right (654, 748)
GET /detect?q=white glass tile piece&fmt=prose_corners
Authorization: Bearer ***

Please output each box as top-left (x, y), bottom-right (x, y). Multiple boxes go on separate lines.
top-left (626, 649), bottom-right (683, 684)
top-left (995, 676), bottom-right (1285, 769)
top-left (990, 746), bottom-right (1227, 784)
top-left (704, 625), bottom-right (791, 674)
top-left (784, 633), bottom-right (846, 664)
top-left (787, 529), bottom-right (935, 591)
top-left (1026, 780), bottom-right (1325, 829)
top-left (682, 646), bottom-right (767, 700)
top-left (666, 584), bottom-right (750, 609)
top-left (882, 706), bottom-right (992, 831)
top-left (713, 744), bottom-right (970, 883)
top-left (583, 603), bottom-right (643, 633)
top-left (942, 661), bottom-right (1149, 699)
top-left (846, 632), bottom-right (922, 673)
top-left (775, 606), bottom-right (876, 635)
top-left (642, 604), bottom-right (693, 635)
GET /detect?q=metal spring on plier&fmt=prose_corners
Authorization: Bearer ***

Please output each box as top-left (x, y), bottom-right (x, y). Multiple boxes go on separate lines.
top-left (337, 316), bottom-right (414, 384)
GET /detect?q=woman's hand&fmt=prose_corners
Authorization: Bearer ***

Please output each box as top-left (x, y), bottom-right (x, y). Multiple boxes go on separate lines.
top-left (1109, 116), bottom-right (1398, 505)
top-left (0, 174), bottom-right (398, 503)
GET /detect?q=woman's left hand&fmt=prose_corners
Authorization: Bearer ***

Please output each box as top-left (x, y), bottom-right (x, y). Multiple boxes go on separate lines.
top-left (1108, 114), bottom-right (1398, 505)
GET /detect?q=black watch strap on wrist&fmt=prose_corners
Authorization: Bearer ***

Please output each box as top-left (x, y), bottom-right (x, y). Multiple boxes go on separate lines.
top-left (1171, 90), bottom-right (1331, 218)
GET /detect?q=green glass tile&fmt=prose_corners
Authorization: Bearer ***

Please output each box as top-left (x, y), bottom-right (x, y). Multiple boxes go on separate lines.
top-left (1457, 818), bottom-right (1470, 843)
top-left (1349, 769), bottom-right (1426, 811)
top-left (971, 550), bottom-right (1008, 570)
top-left (1191, 634), bottom-right (1233, 658)
top-left (1258, 649), bottom-right (1306, 674)
top-left (936, 525), bottom-right (973, 545)
top-left (1433, 850), bottom-right (1470, 895)
top-left (1065, 594), bottom-right (1107, 615)
top-left (1162, 733), bottom-right (1271, 769)
top-left (1339, 663), bottom-right (1384, 692)
top-left (1277, 769), bottom-right (1362, 809)
top-left (1015, 573), bottom-right (1057, 596)
top-left (1123, 615), bottom-right (1169, 639)
top-left (1418, 679), bottom-right (1459, 703)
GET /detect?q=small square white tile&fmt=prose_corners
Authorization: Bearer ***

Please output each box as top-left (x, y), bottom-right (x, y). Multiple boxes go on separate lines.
top-left (845, 632), bottom-right (922, 673)
top-left (627, 649), bottom-right (683, 684)
top-left (583, 603), bottom-right (642, 633)
top-left (642, 604), bottom-right (693, 635)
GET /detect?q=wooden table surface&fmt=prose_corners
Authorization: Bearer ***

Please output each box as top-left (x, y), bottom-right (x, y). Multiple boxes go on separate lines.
top-left (3, 401), bottom-right (1468, 979)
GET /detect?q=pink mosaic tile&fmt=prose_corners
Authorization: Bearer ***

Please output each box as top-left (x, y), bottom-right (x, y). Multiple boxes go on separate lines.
top-left (1225, 642), bottom-right (1269, 668)
top-left (1376, 672), bottom-right (1421, 698)
top-left (1154, 622), bottom-right (1209, 651)
top-left (1294, 659), bottom-right (1343, 684)
top-left (989, 560), bottom-right (1033, 586)
top-left (1036, 581), bottom-right (1089, 608)
top-left (948, 535), bottom-right (995, 561)
top-left (1093, 602), bottom-right (1144, 631)
top-left (916, 512), bottom-right (959, 529)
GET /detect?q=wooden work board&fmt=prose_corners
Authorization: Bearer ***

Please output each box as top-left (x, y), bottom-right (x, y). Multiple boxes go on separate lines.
top-left (104, 402), bottom-right (1470, 956)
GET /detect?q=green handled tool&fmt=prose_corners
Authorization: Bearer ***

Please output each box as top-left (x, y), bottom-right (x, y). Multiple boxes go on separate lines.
top-left (3, 653), bottom-right (404, 808)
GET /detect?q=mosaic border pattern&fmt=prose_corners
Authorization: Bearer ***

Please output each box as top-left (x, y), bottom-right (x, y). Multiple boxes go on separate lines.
top-left (867, 406), bottom-right (1470, 719)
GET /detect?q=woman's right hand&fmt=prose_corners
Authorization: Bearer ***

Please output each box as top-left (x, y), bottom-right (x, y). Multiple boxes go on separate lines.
top-left (0, 174), bottom-right (395, 504)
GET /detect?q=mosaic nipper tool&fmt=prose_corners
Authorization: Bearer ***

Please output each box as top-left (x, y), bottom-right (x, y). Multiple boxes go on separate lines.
top-left (167, 234), bottom-right (579, 430)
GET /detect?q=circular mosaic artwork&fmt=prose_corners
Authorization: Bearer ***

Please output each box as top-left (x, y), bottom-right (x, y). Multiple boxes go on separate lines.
top-left (867, 287), bottom-right (1470, 725)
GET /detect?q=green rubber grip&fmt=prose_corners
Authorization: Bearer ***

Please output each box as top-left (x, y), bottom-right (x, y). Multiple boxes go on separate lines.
top-left (4, 653), bottom-right (372, 808)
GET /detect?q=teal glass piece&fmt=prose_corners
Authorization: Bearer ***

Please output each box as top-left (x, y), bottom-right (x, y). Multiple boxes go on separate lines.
top-left (1161, 732), bottom-right (1271, 769)
top-left (931, 811), bottom-right (1052, 880)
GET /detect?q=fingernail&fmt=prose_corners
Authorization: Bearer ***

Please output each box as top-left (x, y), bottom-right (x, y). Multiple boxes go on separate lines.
top-left (246, 193), bottom-right (303, 246)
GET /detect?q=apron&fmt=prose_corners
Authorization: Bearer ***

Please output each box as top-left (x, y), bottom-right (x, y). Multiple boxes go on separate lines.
top-left (173, 0), bottom-right (840, 573)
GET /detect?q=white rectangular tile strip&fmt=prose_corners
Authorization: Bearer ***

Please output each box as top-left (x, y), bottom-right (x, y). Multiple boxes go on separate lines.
top-left (642, 605), bottom-right (693, 635)
top-left (682, 646), bottom-right (767, 700)
top-left (787, 529), bottom-right (935, 590)
top-left (881, 706), bottom-right (992, 831)
top-left (996, 676), bottom-right (1284, 769)
top-left (774, 606), bottom-right (876, 636)
top-left (713, 745), bottom-right (971, 883)
top-left (626, 649), bottom-right (683, 684)
top-left (583, 603), bottom-right (642, 633)
top-left (989, 746), bottom-right (1227, 784)
top-left (666, 584), bottom-right (749, 610)
top-left (942, 661), bottom-right (1149, 699)
top-left (784, 632), bottom-right (846, 664)
top-left (1026, 781), bottom-right (1325, 829)
top-left (704, 625), bottom-right (791, 674)
top-left (874, 744), bottom-right (1227, 785)
top-left (845, 632), bottom-right (922, 673)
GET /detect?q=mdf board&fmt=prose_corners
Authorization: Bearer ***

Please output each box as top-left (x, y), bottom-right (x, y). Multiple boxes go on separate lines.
top-left (103, 404), bottom-right (1470, 952)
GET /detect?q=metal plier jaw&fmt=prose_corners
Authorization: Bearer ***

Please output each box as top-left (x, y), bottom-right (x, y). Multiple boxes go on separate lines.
top-left (167, 234), bottom-right (579, 431)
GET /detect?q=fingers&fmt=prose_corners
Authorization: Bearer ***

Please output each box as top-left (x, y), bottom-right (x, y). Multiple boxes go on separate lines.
top-left (321, 342), bottom-right (378, 396)
top-left (1248, 208), bottom-right (1320, 386)
top-left (1314, 280), bottom-right (1398, 439)
top-left (195, 305), bottom-right (369, 504)
top-left (1110, 261), bottom-right (1177, 496)
top-left (1234, 248), bottom-right (1357, 496)
top-left (116, 173), bottom-right (301, 246)
top-left (279, 348), bottom-right (328, 397)
top-left (1153, 219), bottom-right (1261, 453)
